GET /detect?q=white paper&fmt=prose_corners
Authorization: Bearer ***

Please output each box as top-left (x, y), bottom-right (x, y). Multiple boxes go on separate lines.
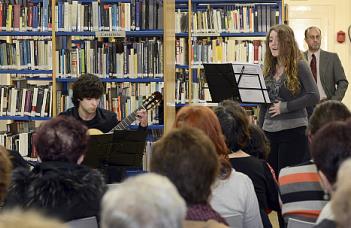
top-left (239, 89), bottom-right (271, 103)
top-left (232, 63), bottom-right (266, 89)
top-left (232, 63), bottom-right (271, 103)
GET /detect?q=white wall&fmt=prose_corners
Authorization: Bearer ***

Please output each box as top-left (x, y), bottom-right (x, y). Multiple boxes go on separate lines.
top-left (286, 0), bottom-right (351, 108)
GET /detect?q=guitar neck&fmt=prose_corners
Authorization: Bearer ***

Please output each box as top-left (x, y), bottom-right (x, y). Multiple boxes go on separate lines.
top-left (112, 103), bottom-right (147, 131)
top-left (113, 111), bottom-right (138, 131)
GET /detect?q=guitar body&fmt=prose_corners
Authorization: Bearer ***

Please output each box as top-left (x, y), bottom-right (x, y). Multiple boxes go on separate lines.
top-left (88, 128), bottom-right (105, 135)
top-left (87, 91), bottom-right (163, 136)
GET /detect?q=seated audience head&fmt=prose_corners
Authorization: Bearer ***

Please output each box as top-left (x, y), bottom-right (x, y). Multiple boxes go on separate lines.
top-left (214, 100), bottom-right (250, 152)
top-left (33, 116), bottom-right (89, 164)
top-left (242, 124), bottom-right (271, 160)
top-left (0, 209), bottom-right (66, 228)
top-left (173, 106), bottom-right (231, 179)
top-left (0, 146), bottom-right (12, 202)
top-left (151, 127), bottom-right (219, 205)
top-left (101, 173), bottom-right (186, 228)
top-left (310, 119), bottom-right (351, 193)
top-left (307, 100), bottom-right (351, 138)
top-left (72, 73), bottom-right (104, 107)
top-left (332, 159), bottom-right (351, 228)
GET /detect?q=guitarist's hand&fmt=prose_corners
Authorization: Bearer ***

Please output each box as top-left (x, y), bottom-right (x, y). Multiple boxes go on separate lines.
top-left (137, 109), bottom-right (148, 127)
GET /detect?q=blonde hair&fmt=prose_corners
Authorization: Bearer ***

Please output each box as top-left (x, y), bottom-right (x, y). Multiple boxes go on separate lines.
top-left (263, 24), bottom-right (302, 95)
top-left (0, 209), bottom-right (66, 228)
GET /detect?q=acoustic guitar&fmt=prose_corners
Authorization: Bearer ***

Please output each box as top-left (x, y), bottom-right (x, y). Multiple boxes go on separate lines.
top-left (88, 91), bottom-right (163, 135)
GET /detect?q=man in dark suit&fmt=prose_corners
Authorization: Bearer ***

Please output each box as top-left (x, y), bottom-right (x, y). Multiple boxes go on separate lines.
top-left (304, 26), bottom-right (348, 101)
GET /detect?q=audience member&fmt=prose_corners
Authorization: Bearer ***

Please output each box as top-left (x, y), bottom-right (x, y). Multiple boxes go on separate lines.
top-left (332, 159), bottom-right (351, 228)
top-left (0, 209), bottom-right (66, 228)
top-left (311, 120), bottom-right (351, 227)
top-left (0, 146), bottom-right (12, 204)
top-left (243, 124), bottom-right (271, 160)
top-left (215, 100), bottom-right (280, 228)
top-left (171, 106), bottom-right (262, 228)
top-left (101, 173), bottom-right (186, 228)
top-left (4, 116), bottom-right (106, 222)
top-left (279, 101), bottom-right (351, 224)
top-left (151, 127), bottom-right (229, 226)
top-left (259, 24), bottom-right (319, 175)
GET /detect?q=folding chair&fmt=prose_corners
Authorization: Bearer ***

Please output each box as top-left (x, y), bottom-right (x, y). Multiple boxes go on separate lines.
top-left (287, 217), bottom-right (315, 228)
top-left (66, 216), bottom-right (98, 228)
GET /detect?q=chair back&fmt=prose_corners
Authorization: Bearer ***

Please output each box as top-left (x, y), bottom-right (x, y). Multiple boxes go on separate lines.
top-left (287, 218), bottom-right (315, 228)
top-left (66, 216), bottom-right (98, 228)
top-left (224, 214), bottom-right (243, 228)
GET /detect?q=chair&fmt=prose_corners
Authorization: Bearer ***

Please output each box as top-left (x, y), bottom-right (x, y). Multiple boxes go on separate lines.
top-left (224, 214), bottom-right (243, 228)
top-left (66, 216), bottom-right (98, 228)
top-left (287, 217), bottom-right (315, 228)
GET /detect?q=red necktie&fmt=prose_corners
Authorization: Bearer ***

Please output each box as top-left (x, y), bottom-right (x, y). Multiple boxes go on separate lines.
top-left (310, 54), bottom-right (317, 82)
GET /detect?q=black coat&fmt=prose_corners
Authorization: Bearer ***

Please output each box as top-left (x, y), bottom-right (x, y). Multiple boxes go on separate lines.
top-left (4, 161), bottom-right (106, 222)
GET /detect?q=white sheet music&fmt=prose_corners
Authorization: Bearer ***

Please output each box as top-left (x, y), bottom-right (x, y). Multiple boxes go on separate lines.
top-left (232, 63), bottom-right (271, 103)
top-left (239, 90), bottom-right (271, 103)
top-left (232, 63), bottom-right (267, 89)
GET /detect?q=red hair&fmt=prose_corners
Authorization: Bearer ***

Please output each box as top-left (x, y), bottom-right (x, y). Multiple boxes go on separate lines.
top-left (174, 106), bottom-right (231, 179)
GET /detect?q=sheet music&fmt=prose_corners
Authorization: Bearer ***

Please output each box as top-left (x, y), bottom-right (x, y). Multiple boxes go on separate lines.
top-left (232, 63), bottom-right (267, 89)
top-left (232, 63), bottom-right (271, 103)
top-left (239, 89), bottom-right (270, 103)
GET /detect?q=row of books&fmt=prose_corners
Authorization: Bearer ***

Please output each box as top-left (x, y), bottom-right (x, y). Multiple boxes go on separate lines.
top-left (0, 1), bottom-right (51, 32)
top-left (0, 84), bottom-right (53, 117)
top-left (57, 0), bottom-right (162, 32)
top-left (0, 0), bottom-right (163, 32)
top-left (175, 4), bottom-right (279, 34)
top-left (0, 81), bottom-right (163, 122)
top-left (56, 38), bottom-right (163, 78)
top-left (175, 69), bottom-right (210, 103)
top-left (0, 131), bottom-right (34, 157)
top-left (176, 38), bottom-right (265, 65)
top-left (0, 39), bottom-right (52, 69)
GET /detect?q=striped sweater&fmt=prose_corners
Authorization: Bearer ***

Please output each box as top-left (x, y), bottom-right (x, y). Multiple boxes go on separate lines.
top-left (279, 161), bottom-right (328, 221)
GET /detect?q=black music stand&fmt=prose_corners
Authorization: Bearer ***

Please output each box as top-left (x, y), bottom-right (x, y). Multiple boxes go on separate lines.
top-left (83, 129), bottom-right (147, 183)
top-left (203, 63), bottom-right (271, 104)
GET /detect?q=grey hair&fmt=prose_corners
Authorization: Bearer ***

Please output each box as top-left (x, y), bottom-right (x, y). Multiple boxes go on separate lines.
top-left (101, 173), bottom-right (186, 228)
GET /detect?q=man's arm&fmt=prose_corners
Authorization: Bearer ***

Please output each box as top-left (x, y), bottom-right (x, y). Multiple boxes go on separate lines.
top-left (332, 53), bottom-right (349, 101)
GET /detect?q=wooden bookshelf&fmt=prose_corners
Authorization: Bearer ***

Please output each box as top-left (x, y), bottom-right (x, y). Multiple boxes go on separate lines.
top-left (173, 0), bottom-right (283, 105)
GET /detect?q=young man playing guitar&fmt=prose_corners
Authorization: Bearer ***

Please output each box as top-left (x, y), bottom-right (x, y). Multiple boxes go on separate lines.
top-left (60, 74), bottom-right (148, 133)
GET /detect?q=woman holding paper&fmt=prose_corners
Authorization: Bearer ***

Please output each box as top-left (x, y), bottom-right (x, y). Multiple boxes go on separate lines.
top-left (258, 24), bottom-right (319, 175)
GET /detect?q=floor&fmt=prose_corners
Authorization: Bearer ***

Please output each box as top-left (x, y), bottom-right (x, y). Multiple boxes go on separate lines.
top-left (269, 211), bottom-right (280, 228)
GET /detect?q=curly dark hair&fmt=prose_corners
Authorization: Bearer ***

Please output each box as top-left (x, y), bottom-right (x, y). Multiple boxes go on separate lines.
top-left (151, 127), bottom-right (219, 205)
top-left (33, 116), bottom-right (89, 163)
top-left (72, 74), bottom-right (104, 107)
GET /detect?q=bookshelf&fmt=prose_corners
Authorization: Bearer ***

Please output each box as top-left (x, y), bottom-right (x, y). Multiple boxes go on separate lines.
top-left (0, 0), bottom-right (173, 152)
top-left (174, 0), bottom-right (283, 104)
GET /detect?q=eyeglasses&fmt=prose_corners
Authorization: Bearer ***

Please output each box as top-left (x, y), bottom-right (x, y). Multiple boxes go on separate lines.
top-left (307, 35), bottom-right (321, 40)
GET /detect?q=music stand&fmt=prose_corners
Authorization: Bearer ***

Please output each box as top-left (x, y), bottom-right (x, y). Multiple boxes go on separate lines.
top-left (203, 63), bottom-right (271, 104)
top-left (83, 129), bottom-right (147, 183)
